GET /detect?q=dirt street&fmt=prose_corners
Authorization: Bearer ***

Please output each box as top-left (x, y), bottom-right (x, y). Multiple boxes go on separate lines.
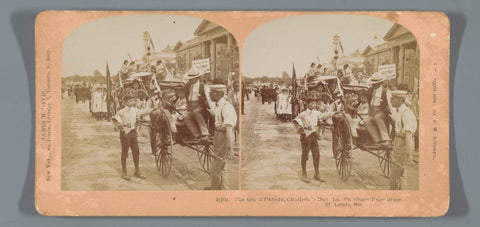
top-left (61, 97), bottom-right (239, 190)
top-left (241, 96), bottom-right (418, 190)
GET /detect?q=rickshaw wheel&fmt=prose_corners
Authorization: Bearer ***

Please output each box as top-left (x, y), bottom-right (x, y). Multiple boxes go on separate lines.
top-left (156, 146), bottom-right (172, 177)
top-left (154, 112), bottom-right (174, 177)
top-left (196, 144), bottom-right (213, 173)
top-left (377, 147), bottom-right (393, 178)
top-left (332, 114), bottom-right (353, 181)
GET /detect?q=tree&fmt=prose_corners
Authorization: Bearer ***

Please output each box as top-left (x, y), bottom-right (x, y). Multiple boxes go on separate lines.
top-left (281, 71), bottom-right (290, 85)
top-left (93, 70), bottom-right (103, 77)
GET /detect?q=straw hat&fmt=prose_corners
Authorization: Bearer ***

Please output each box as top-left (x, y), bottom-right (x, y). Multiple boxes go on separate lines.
top-left (183, 67), bottom-right (202, 80)
top-left (369, 72), bottom-right (385, 84)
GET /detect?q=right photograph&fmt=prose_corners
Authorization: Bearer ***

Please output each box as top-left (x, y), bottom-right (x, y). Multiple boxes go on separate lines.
top-left (241, 14), bottom-right (419, 190)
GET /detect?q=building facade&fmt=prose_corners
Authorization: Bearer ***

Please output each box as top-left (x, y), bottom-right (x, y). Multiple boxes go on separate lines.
top-left (173, 38), bottom-right (202, 71)
top-left (362, 23), bottom-right (419, 90)
top-left (174, 20), bottom-right (240, 83)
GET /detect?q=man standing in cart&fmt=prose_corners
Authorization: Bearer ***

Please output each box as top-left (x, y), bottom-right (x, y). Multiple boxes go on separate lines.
top-left (389, 90), bottom-right (417, 190)
top-left (206, 84), bottom-right (237, 190)
top-left (306, 62), bottom-right (317, 84)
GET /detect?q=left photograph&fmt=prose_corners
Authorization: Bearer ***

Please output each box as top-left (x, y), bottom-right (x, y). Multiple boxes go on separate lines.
top-left (61, 14), bottom-right (240, 191)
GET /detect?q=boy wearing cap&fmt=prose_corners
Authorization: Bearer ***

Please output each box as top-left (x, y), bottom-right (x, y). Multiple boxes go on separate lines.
top-left (294, 99), bottom-right (335, 183)
top-left (389, 90), bottom-right (417, 190)
top-left (112, 92), bottom-right (155, 181)
top-left (207, 84), bottom-right (237, 190)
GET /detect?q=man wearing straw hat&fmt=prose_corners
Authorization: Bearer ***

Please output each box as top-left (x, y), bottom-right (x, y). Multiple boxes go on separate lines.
top-left (183, 67), bottom-right (212, 141)
top-left (206, 84), bottom-right (237, 190)
top-left (364, 72), bottom-right (392, 147)
top-left (389, 90), bottom-right (417, 190)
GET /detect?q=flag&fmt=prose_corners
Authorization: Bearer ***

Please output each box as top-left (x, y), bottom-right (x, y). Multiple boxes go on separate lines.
top-left (292, 62), bottom-right (297, 117)
top-left (227, 71), bottom-right (232, 88)
top-left (106, 61), bottom-right (112, 118)
top-left (149, 37), bottom-right (156, 51)
top-left (339, 39), bottom-right (344, 55)
top-left (292, 62), bottom-right (297, 96)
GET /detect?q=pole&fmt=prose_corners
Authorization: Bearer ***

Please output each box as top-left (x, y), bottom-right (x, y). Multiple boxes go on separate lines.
top-left (291, 62), bottom-right (297, 118)
top-left (106, 61), bottom-right (112, 118)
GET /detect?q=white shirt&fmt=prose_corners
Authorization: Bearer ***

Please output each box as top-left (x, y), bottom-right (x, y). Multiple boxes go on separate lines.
top-left (357, 102), bottom-right (369, 118)
top-left (345, 68), bottom-right (358, 85)
top-left (394, 103), bottom-right (417, 135)
top-left (306, 67), bottom-right (315, 77)
top-left (294, 108), bottom-right (333, 136)
top-left (188, 80), bottom-right (211, 102)
top-left (120, 64), bottom-right (129, 74)
top-left (214, 97), bottom-right (237, 128)
top-left (370, 85), bottom-right (392, 108)
top-left (113, 106), bottom-right (152, 133)
top-left (371, 86), bottom-right (383, 106)
top-left (189, 80), bottom-right (214, 110)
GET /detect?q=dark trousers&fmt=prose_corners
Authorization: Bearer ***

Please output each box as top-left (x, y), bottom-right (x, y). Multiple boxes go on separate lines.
top-left (300, 133), bottom-right (320, 174)
top-left (120, 130), bottom-right (140, 172)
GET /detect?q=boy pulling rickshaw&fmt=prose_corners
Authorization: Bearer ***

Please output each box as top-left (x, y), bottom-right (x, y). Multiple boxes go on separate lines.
top-left (293, 71), bottom-right (402, 181)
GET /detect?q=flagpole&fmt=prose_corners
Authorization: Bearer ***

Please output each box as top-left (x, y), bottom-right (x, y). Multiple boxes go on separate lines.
top-left (106, 61), bottom-right (112, 118)
top-left (291, 62), bottom-right (297, 118)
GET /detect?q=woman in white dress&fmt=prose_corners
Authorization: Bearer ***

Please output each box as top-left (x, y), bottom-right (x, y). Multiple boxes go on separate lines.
top-left (277, 88), bottom-right (292, 122)
top-left (91, 87), bottom-right (103, 120)
top-left (100, 87), bottom-right (108, 120)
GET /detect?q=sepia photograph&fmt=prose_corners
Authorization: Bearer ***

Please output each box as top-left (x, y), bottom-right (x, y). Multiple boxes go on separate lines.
top-left (35, 11), bottom-right (449, 216)
top-left (61, 14), bottom-right (240, 191)
top-left (241, 14), bottom-right (419, 190)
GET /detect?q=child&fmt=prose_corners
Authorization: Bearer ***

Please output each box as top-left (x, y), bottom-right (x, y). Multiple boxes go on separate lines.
top-left (112, 93), bottom-right (155, 181)
top-left (174, 88), bottom-right (188, 121)
top-left (293, 99), bottom-right (335, 183)
top-left (354, 95), bottom-right (369, 128)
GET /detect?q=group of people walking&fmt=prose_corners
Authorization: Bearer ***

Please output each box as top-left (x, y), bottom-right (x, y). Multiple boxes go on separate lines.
top-left (90, 86), bottom-right (109, 120)
top-left (63, 82), bottom-right (110, 120)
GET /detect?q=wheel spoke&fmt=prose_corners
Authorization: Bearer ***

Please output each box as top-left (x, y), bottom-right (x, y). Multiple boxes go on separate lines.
top-left (338, 158), bottom-right (342, 176)
top-left (377, 148), bottom-right (391, 177)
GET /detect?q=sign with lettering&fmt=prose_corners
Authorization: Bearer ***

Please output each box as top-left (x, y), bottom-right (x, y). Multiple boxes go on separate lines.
top-left (378, 64), bottom-right (396, 80)
top-left (192, 58), bottom-right (211, 73)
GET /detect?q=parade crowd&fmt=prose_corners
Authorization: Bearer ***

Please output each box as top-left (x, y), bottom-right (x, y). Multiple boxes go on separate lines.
top-left (62, 82), bottom-right (110, 120)
top-left (247, 61), bottom-right (419, 190)
top-left (63, 54), bottom-right (240, 190)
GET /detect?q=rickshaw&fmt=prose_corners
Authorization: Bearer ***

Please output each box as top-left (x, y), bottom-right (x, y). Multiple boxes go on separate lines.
top-left (114, 72), bottom-right (219, 177)
top-left (148, 80), bottom-right (218, 177)
top-left (302, 76), bottom-right (399, 181)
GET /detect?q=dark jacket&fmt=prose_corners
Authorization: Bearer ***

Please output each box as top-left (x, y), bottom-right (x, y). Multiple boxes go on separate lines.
top-left (367, 85), bottom-right (390, 115)
top-left (185, 81), bottom-right (209, 109)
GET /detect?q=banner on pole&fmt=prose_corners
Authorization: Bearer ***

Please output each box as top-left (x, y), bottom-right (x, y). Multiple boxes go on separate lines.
top-left (192, 58), bottom-right (211, 74)
top-left (378, 64), bottom-right (396, 80)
